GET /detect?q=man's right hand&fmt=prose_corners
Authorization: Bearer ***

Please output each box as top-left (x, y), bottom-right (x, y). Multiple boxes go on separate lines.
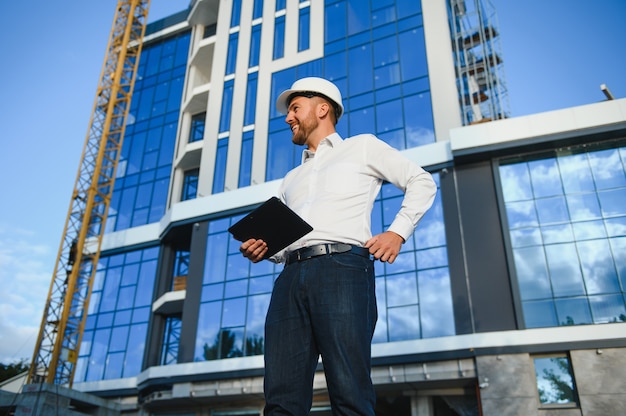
top-left (240, 238), bottom-right (268, 263)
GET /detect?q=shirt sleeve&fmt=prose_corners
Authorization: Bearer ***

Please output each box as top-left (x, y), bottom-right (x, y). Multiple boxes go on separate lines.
top-left (363, 135), bottom-right (437, 241)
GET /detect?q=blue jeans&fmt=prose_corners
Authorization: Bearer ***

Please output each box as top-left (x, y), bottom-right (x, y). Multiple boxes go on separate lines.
top-left (263, 252), bottom-right (377, 415)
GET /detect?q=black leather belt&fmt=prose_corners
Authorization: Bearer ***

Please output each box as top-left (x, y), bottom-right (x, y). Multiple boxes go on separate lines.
top-left (286, 243), bottom-right (370, 265)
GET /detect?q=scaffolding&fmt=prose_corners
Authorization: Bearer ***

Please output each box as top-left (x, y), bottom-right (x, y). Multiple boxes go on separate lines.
top-left (449, 0), bottom-right (510, 125)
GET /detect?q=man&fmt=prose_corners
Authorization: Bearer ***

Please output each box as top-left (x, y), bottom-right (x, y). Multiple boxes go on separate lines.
top-left (240, 77), bottom-right (436, 415)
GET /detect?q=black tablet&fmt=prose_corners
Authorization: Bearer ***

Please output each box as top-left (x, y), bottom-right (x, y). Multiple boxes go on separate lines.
top-left (228, 197), bottom-right (313, 258)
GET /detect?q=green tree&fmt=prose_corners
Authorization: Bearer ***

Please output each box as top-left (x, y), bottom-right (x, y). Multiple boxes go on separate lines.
top-left (202, 329), bottom-right (265, 360)
top-left (203, 329), bottom-right (243, 360)
top-left (245, 334), bottom-right (264, 356)
top-left (0, 359), bottom-right (29, 382)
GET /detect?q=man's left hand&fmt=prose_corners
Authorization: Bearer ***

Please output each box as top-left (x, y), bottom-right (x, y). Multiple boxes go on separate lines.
top-left (364, 231), bottom-right (404, 264)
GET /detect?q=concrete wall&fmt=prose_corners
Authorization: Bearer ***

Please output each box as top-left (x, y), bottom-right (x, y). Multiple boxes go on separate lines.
top-left (476, 348), bottom-right (626, 415)
top-left (571, 348), bottom-right (626, 415)
top-left (476, 354), bottom-right (543, 415)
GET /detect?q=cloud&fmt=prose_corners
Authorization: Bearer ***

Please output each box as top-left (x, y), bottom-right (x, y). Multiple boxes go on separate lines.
top-left (0, 223), bottom-right (54, 364)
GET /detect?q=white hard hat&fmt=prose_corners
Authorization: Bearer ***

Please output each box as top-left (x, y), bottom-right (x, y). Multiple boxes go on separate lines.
top-left (276, 77), bottom-right (344, 120)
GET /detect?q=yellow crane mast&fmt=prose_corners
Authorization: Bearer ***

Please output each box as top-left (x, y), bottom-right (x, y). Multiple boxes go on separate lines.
top-left (28, 0), bottom-right (151, 387)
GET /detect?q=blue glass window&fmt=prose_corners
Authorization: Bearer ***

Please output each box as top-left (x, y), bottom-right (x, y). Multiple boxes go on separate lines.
top-left (372, 176), bottom-right (454, 342)
top-left (220, 80), bottom-right (234, 133)
top-left (373, 35), bottom-right (399, 70)
top-left (298, 6), bottom-right (310, 52)
top-left (203, 23), bottom-right (217, 38)
top-left (226, 32), bottom-right (239, 75)
top-left (244, 73), bottom-right (258, 126)
top-left (372, 5), bottom-right (396, 28)
top-left (174, 249), bottom-right (190, 277)
top-left (249, 25), bottom-right (262, 68)
top-left (398, 27), bottom-right (427, 81)
top-left (275, 0), bottom-right (286, 12)
top-left (196, 216), bottom-right (279, 360)
top-left (189, 112), bottom-right (205, 142)
top-left (347, 0), bottom-right (371, 36)
top-left (239, 130), bottom-right (254, 188)
top-left (266, 126), bottom-right (297, 181)
top-left (160, 316), bottom-right (181, 365)
top-left (265, 70), bottom-right (301, 181)
top-left (396, 0), bottom-right (421, 18)
top-left (533, 355), bottom-right (578, 406)
top-left (231, 0), bottom-right (242, 27)
top-left (213, 138), bottom-right (229, 194)
top-left (403, 89), bottom-right (435, 147)
top-left (182, 168), bottom-right (199, 201)
top-left (325, 2), bottom-right (346, 44)
top-left (349, 106), bottom-right (376, 137)
top-left (253, 0), bottom-right (264, 20)
top-left (324, 51), bottom-right (347, 81)
top-left (74, 247), bottom-right (159, 382)
top-left (273, 15), bottom-right (285, 60)
top-left (348, 44), bottom-right (373, 95)
top-left (108, 31), bottom-right (190, 232)
top-left (500, 142), bottom-right (626, 328)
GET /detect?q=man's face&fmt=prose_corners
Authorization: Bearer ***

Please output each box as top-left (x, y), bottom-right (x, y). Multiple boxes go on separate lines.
top-left (286, 96), bottom-right (319, 146)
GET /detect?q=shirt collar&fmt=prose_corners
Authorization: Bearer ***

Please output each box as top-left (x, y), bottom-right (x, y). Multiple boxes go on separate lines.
top-left (301, 133), bottom-right (342, 163)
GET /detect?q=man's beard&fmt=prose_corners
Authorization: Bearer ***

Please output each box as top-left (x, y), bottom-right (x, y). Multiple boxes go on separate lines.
top-left (292, 114), bottom-right (318, 146)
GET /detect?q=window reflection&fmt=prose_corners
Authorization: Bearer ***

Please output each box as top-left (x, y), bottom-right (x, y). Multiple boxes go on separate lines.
top-left (75, 247), bottom-right (159, 382)
top-left (533, 355), bottom-right (578, 406)
top-left (189, 112), bottom-right (205, 143)
top-left (386, 273), bottom-right (418, 307)
top-left (181, 169), bottom-right (199, 201)
top-left (160, 316), bottom-right (181, 365)
top-left (388, 305), bottom-right (420, 341)
top-left (196, 215), bottom-right (279, 361)
top-left (500, 142), bottom-right (626, 328)
top-left (374, 177), bottom-right (453, 343)
top-left (347, 0), bottom-right (370, 35)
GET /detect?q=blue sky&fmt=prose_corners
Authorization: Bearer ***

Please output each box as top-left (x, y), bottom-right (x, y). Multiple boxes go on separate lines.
top-left (0, 1), bottom-right (624, 365)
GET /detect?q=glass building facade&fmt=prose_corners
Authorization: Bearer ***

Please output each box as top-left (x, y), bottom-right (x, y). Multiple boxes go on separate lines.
top-left (76, 246), bottom-right (159, 382)
top-left (106, 31), bottom-right (191, 232)
top-left (65, 1), bottom-right (626, 414)
top-left (267, 1), bottom-right (433, 180)
top-left (500, 141), bottom-right (626, 329)
top-left (76, 0), bottom-right (453, 384)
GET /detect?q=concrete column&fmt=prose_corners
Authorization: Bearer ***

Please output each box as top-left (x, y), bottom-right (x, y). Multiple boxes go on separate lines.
top-left (421, 0), bottom-right (463, 141)
top-left (475, 354), bottom-right (538, 415)
top-left (411, 396), bottom-right (434, 416)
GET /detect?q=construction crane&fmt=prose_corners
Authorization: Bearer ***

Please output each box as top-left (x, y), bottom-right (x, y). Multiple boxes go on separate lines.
top-left (27, 0), bottom-right (151, 387)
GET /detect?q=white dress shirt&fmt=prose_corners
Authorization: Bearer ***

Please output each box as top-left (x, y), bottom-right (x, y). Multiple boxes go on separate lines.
top-left (272, 132), bottom-right (437, 263)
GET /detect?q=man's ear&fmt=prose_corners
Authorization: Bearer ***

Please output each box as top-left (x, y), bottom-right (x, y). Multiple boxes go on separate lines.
top-left (317, 101), bottom-right (330, 119)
